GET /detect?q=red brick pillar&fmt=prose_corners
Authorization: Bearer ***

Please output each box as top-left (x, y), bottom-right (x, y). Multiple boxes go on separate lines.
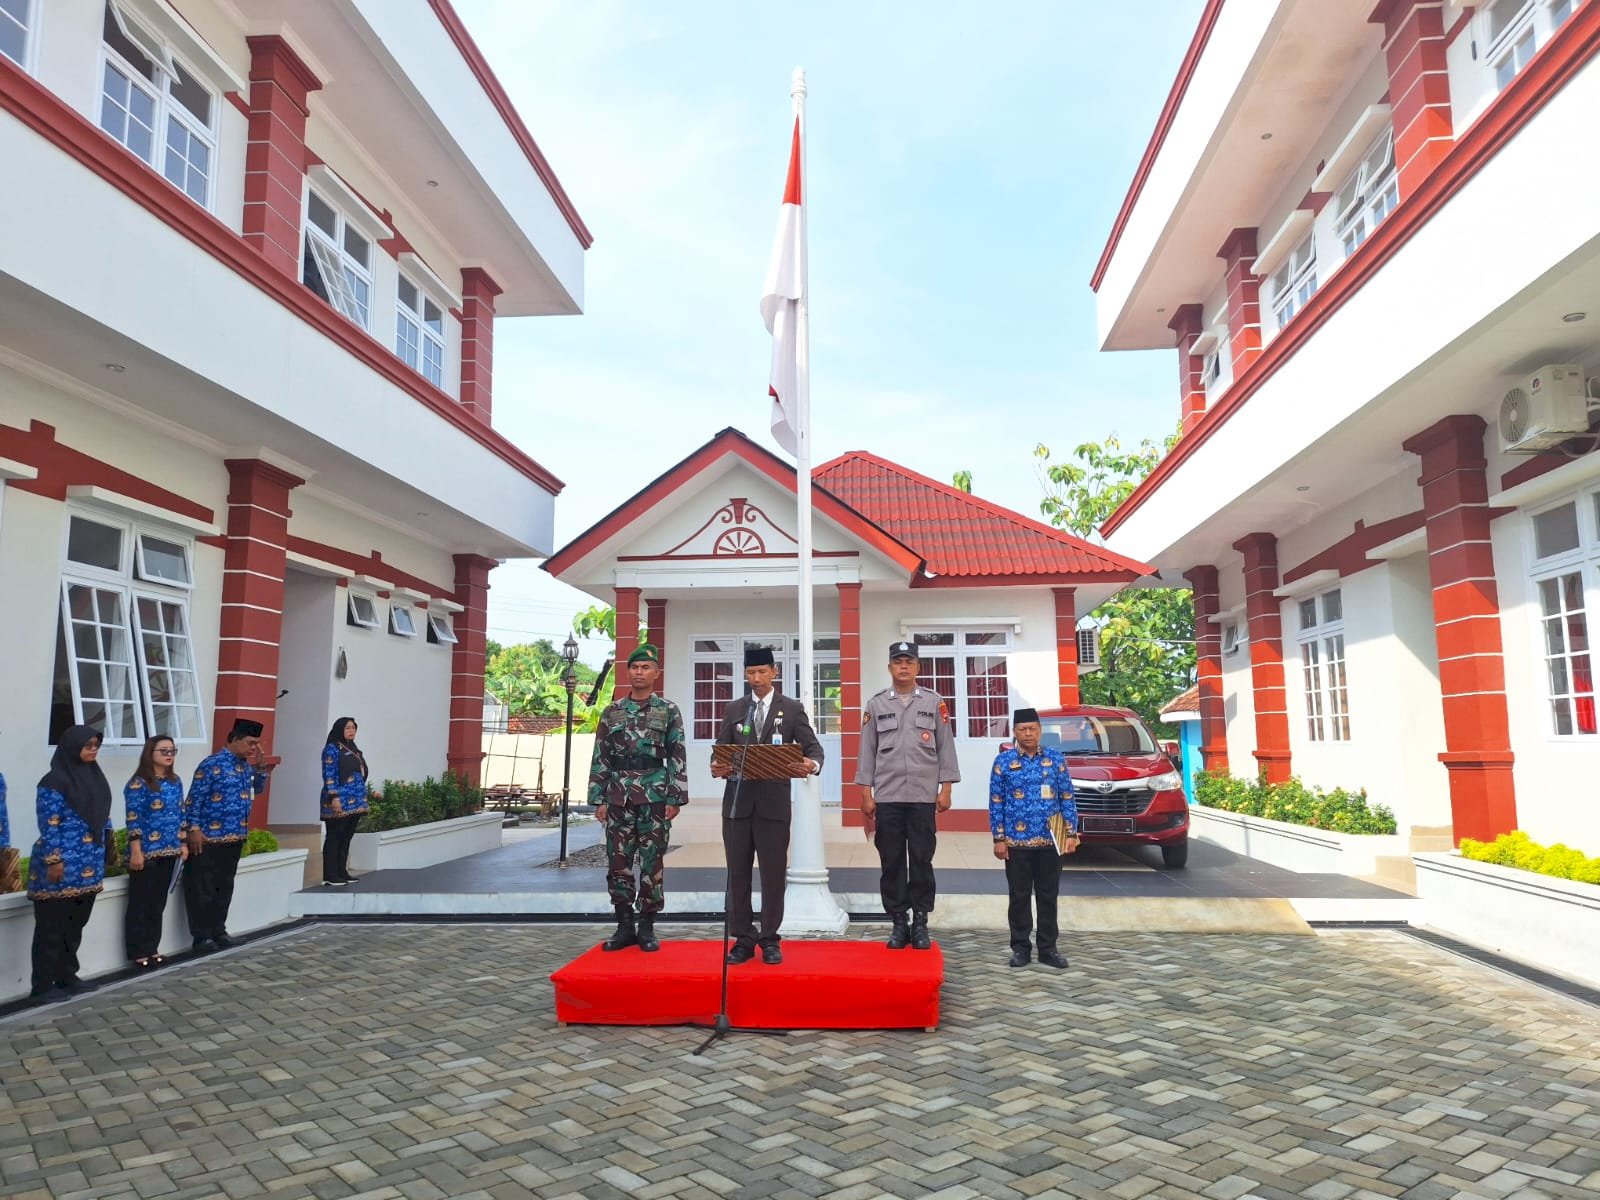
top-left (838, 582), bottom-right (863, 812)
top-left (645, 599), bottom-right (666, 695)
top-left (214, 459), bottom-right (302, 827)
top-left (1169, 303), bottom-right (1207, 436)
top-left (1218, 228), bottom-right (1262, 380)
top-left (459, 267), bottom-right (501, 423)
top-left (1231, 534), bottom-right (1291, 783)
top-left (613, 587), bottom-right (641, 699)
top-left (446, 554), bottom-right (495, 784)
top-left (242, 37), bottom-right (320, 278)
top-left (1183, 565), bottom-right (1230, 772)
top-left (1053, 587), bottom-right (1080, 707)
top-left (1372, 0), bottom-right (1454, 194)
top-left (1402, 415), bottom-right (1517, 843)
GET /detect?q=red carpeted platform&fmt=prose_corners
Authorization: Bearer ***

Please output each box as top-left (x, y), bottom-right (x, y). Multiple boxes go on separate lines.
top-left (551, 939), bottom-right (943, 1030)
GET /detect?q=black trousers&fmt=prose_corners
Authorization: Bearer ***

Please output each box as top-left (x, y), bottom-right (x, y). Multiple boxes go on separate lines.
top-left (125, 856), bottom-right (179, 958)
top-left (1005, 845), bottom-right (1063, 953)
top-left (722, 815), bottom-right (791, 948)
top-left (184, 840), bottom-right (243, 941)
top-left (31, 894), bottom-right (96, 992)
top-left (321, 814), bottom-right (361, 881)
top-left (874, 802), bottom-right (938, 916)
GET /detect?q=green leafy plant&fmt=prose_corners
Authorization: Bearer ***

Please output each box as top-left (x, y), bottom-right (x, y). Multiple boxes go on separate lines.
top-left (1459, 831), bottom-right (1600, 885)
top-left (360, 772), bottom-right (484, 833)
top-left (242, 828), bottom-right (280, 857)
top-left (1194, 770), bottom-right (1397, 834)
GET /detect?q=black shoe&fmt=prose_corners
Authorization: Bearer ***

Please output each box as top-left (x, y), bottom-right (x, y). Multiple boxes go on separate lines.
top-left (1008, 949), bottom-right (1030, 968)
top-left (602, 907), bottom-right (638, 952)
top-left (62, 978), bottom-right (98, 995)
top-left (1038, 949), bottom-right (1069, 970)
top-left (192, 936), bottom-right (212, 951)
top-left (322, 878), bottom-right (348, 887)
top-left (725, 943), bottom-right (756, 964)
top-left (886, 914), bottom-right (911, 950)
top-left (761, 944), bottom-right (783, 965)
top-left (212, 933), bottom-right (235, 950)
top-left (909, 912), bottom-right (932, 951)
top-left (28, 985), bottom-right (69, 1007)
top-left (636, 916), bottom-right (660, 953)
top-left (340, 874), bottom-right (358, 884)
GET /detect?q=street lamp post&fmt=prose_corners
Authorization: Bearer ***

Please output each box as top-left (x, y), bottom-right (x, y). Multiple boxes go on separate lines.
top-left (558, 634), bottom-right (580, 867)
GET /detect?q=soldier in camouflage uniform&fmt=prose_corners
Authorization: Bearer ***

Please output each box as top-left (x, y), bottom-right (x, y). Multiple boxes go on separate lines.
top-left (587, 644), bottom-right (687, 953)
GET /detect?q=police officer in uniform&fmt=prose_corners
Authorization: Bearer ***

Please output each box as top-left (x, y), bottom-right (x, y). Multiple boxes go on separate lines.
top-left (587, 645), bottom-right (687, 953)
top-left (856, 641), bottom-right (961, 949)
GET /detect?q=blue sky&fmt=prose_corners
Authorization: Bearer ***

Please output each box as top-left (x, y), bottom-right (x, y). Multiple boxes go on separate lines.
top-left (454, 0), bottom-right (1202, 662)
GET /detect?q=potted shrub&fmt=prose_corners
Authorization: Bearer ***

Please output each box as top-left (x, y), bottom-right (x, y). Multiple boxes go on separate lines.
top-left (1190, 770), bottom-right (1403, 875)
top-left (345, 772), bottom-right (502, 872)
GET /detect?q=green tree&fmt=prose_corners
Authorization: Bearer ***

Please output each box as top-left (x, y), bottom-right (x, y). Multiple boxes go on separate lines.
top-left (951, 469), bottom-right (973, 494)
top-left (1034, 434), bottom-right (1194, 736)
top-left (485, 639), bottom-right (598, 727)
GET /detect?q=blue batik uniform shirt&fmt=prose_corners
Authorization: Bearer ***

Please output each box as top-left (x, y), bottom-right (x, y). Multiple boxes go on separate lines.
top-left (0, 772), bottom-right (9, 847)
top-left (27, 784), bottom-right (114, 898)
top-left (989, 744), bottom-right (1079, 848)
top-left (187, 750), bottom-right (267, 843)
top-left (125, 775), bottom-right (187, 858)
top-left (320, 744), bottom-right (370, 819)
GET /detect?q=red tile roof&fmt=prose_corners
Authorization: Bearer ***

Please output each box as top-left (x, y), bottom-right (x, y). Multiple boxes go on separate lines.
top-left (1160, 685), bottom-right (1199, 720)
top-left (814, 451), bottom-right (1151, 581)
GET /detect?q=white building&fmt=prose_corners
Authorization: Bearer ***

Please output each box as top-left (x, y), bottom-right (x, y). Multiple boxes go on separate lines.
top-left (543, 428), bottom-right (1152, 828)
top-left (0, 0), bottom-right (588, 849)
top-left (1095, 0), bottom-right (1599, 852)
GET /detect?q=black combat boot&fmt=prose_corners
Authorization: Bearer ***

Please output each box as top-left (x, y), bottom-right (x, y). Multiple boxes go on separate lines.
top-left (636, 914), bottom-right (661, 953)
top-left (602, 906), bottom-right (637, 951)
top-left (909, 911), bottom-right (932, 950)
top-left (886, 911), bottom-right (911, 950)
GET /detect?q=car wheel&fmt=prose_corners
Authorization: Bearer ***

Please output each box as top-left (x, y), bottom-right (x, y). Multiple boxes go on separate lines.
top-left (1160, 839), bottom-right (1188, 870)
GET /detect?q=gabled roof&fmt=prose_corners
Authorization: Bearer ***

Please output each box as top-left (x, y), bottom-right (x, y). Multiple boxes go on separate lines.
top-left (814, 452), bottom-right (1151, 583)
top-left (1160, 684), bottom-right (1200, 722)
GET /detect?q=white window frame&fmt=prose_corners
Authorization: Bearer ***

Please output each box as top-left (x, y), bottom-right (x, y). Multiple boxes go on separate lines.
top-left (1221, 620), bottom-right (1245, 658)
top-left (0, 0), bottom-right (36, 71)
top-left (396, 272), bottom-right (447, 387)
top-left (134, 530), bottom-right (192, 589)
top-left (303, 187), bottom-right (376, 329)
top-left (98, 1), bottom-right (218, 208)
top-left (427, 611), bottom-right (458, 644)
top-left (686, 633), bottom-right (842, 738)
top-left (908, 627), bottom-right (1013, 739)
top-left (1296, 588), bottom-right (1349, 743)
top-left (1333, 128), bottom-right (1399, 258)
top-left (55, 509), bottom-right (204, 745)
top-left (1526, 492), bottom-right (1599, 739)
top-left (347, 591), bottom-right (380, 630)
top-left (388, 602), bottom-right (417, 638)
top-left (1269, 234), bottom-right (1318, 332)
top-left (1482, 0), bottom-right (1582, 91)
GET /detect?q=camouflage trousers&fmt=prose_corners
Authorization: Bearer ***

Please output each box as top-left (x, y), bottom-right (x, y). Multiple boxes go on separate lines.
top-left (605, 802), bottom-right (672, 913)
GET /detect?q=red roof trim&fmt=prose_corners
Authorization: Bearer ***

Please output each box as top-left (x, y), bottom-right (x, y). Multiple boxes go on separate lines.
top-left (0, 58), bottom-right (565, 497)
top-left (542, 429), bottom-right (924, 578)
top-left (1089, 0), bottom-right (1227, 293)
top-left (818, 450), bottom-right (1155, 578)
top-left (428, 0), bottom-right (594, 250)
top-left (911, 570), bottom-right (1142, 589)
top-left (1101, 6), bottom-right (1600, 538)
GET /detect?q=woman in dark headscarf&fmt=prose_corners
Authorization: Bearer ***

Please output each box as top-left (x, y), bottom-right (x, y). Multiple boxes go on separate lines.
top-left (319, 717), bottom-right (378, 886)
top-left (27, 725), bottom-right (117, 1003)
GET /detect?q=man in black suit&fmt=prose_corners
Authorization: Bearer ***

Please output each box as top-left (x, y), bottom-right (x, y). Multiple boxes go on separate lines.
top-left (710, 645), bottom-right (823, 965)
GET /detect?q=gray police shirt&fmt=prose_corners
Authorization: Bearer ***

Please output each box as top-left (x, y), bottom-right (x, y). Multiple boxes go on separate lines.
top-left (855, 686), bottom-right (961, 804)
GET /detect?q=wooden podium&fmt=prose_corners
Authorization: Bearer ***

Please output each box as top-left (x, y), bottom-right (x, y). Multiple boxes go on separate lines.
top-left (710, 743), bottom-right (805, 778)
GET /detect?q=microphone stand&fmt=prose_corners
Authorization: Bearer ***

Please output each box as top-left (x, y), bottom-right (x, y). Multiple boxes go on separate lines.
top-left (694, 696), bottom-right (789, 1056)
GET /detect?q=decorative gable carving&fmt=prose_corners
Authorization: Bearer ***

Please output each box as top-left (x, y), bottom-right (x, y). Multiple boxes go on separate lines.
top-left (663, 497), bottom-right (798, 557)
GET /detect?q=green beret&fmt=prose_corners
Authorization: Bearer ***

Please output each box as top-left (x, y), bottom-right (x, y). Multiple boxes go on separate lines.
top-left (627, 644), bottom-right (660, 665)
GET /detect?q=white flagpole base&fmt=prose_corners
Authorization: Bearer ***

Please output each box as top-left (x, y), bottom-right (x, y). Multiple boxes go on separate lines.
top-left (779, 875), bottom-right (849, 935)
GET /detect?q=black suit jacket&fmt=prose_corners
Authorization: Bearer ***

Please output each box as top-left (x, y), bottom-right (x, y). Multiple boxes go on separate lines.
top-left (715, 692), bottom-right (824, 821)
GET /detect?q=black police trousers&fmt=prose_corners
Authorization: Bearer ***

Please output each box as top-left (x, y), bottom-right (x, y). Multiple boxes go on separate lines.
top-left (874, 802), bottom-right (937, 915)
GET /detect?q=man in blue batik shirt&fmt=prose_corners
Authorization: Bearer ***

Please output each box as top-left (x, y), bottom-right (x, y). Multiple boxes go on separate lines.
top-left (989, 707), bottom-right (1079, 969)
top-left (184, 717), bottom-right (272, 949)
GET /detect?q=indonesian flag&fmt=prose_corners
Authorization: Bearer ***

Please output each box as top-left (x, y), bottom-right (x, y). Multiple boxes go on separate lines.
top-left (761, 117), bottom-right (803, 456)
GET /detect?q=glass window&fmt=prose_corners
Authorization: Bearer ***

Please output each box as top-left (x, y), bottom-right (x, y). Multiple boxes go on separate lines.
top-left (133, 595), bottom-right (203, 740)
top-left (1269, 235), bottom-right (1318, 330)
top-left (1534, 502), bottom-right (1581, 559)
top-left (302, 189), bottom-right (374, 327)
top-left (396, 273), bottom-right (447, 387)
top-left (389, 604), bottom-right (417, 638)
top-left (347, 593), bottom-right (379, 629)
top-left (1, 0), bottom-right (33, 68)
top-left (1297, 588), bottom-right (1349, 742)
top-left (912, 628), bottom-right (1011, 738)
top-left (1335, 129), bottom-right (1399, 257)
top-left (1221, 621), bottom-right (1243, 657)
top-left (427, 612), bottom-right (458, 644)
top-left (135, 533), bottom-right (191, 587)
top-left (67, 516), bottom-right (124, 572)
top-left (1538, 572), bottom-right (1595, 735)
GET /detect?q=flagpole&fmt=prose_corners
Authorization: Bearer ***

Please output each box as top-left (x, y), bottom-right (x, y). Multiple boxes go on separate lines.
top-left (782, 66), bottom-right (847, 935)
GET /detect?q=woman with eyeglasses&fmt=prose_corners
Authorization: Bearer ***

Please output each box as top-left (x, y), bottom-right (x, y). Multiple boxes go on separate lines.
top-left (123, 734), bottom-right (190, 967)
top-left (320, 716), bottom-right (377, 886)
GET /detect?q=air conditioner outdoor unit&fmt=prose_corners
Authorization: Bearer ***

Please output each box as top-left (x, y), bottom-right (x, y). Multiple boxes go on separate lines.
top-left (1076, 627), bottom-right (1101, 675)
top-left (1499, 363), bottom-right (1591, 453)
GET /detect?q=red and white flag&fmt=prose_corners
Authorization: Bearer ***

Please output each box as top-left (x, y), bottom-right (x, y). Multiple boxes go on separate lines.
top-left (761, 117), bottom-right (804, 456)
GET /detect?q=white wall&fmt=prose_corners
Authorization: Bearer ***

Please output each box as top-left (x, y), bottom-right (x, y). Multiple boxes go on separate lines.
top-left (273, 570), bottom-right (337, 826)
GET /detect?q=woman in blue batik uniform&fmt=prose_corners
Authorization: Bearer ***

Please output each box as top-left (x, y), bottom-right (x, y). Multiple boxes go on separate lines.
top-left (1, 766), bottom-right (19, 895)
top-left (319, 716), bottom-right (375, 886)
top-left (28, 725), bottom-right (117, 1003)
top-left (123, 734), bottom-right (189, 967)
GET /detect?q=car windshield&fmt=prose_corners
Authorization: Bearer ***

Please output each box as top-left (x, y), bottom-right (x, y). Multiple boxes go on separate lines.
top-left (1040, 714), bottom-right (1157, 755)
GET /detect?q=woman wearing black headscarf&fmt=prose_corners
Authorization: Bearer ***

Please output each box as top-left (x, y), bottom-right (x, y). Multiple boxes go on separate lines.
top-left (27, 725), bottom-right (117, 1003)
top-left (319, 717), bottom-right (377, 885)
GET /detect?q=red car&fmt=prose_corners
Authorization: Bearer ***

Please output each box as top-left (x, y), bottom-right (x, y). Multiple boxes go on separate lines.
top-left (1027, 705), bottom-right (1190, 868)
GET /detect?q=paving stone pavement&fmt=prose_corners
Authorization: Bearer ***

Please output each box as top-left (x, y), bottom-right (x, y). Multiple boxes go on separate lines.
top-left (3, 924), bottom-right (1599, 1200)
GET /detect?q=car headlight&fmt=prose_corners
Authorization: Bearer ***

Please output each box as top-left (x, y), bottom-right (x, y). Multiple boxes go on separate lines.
top-left (1146, 771), bottom-right (1183, 793)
